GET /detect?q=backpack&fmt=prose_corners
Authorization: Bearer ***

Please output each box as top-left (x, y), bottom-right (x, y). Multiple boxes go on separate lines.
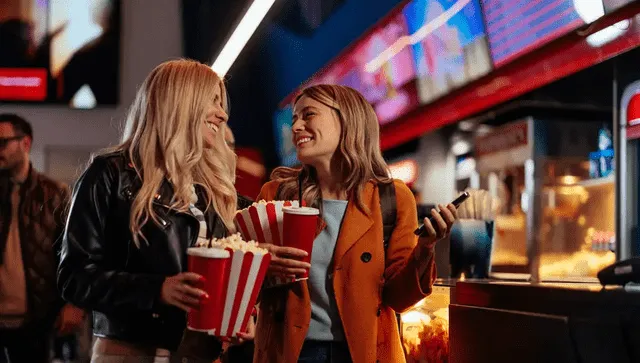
top-left (377, 182), bottom-right (404, 339)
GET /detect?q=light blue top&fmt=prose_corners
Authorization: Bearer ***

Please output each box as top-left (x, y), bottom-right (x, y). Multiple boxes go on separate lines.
top-left (306, 199), bottom-right (348, 341)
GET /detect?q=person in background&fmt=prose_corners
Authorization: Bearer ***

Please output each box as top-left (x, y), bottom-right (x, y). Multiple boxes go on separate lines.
top-left (57, 59), bottom-right (252, 363)
top-left (0, 114), bottom-right (85, 362)
top-left (254, 85), bottom-right (458, 363)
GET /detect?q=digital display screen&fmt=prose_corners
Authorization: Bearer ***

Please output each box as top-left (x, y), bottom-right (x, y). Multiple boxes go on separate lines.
top-left (273, 105), bottom-right (299, 167)
top-left (273, 0), bottom-right (497, 163)
top-left (481, 0), bottom-right (585, 67)
top-left (313, 11), bottom-right (421, 125)
top-left (403, 0), bottom-right (493, 104)
top-left (0, 0), bottom-right (120, 108)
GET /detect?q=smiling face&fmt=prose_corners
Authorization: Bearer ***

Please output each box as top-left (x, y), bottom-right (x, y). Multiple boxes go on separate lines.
top-left (291, 95), bottom-right (342, 168)
top-left (202, 81), bottom-right (228, 149)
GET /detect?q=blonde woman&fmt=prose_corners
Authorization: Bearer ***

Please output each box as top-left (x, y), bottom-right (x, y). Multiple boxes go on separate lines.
top-left (57, 59), bottom-right (252, 362)
top-left (254, 85), bottom-right (458, 363)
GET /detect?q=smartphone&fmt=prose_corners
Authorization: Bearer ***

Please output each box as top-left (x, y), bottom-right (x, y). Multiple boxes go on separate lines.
top-left (414, 191), bottom-right (470, 237)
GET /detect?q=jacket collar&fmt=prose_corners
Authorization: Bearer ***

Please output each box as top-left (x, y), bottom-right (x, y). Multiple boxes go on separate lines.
top-left (124, 157), bottom-right (175, 209)
top-left (332, 181), bottom-right (376, 268)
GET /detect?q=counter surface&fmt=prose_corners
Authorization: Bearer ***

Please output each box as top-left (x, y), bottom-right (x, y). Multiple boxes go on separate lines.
top-left (455, 279), bottom-right (640, 316)
top-left (449, 279), bottom-right (640, 363)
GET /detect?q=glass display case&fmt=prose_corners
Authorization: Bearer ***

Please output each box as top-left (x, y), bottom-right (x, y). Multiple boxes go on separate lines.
top-left (400, 280), bottom-right (455, 363)
top-left (475, 118), bottom-right (616, 281)
top-left (536, 158), bottom-right (615, 278)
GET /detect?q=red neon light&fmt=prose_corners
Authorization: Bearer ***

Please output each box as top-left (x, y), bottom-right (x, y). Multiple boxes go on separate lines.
top-left (0, 68), bottom-right (47, 101)
top-left (627, 93), bottom-right (640, 140)
top-left (628, 93), bottom-right (640, 125)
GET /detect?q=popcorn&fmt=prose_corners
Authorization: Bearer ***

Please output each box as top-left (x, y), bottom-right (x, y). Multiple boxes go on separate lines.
top-left (205, 233), bottom-right (268, 255)
top-left (236, 199), bottom-right (269, 213)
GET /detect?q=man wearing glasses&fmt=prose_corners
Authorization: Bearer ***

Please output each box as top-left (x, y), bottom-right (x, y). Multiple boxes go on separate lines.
top-left (0, 114), bottom-right (84, 362)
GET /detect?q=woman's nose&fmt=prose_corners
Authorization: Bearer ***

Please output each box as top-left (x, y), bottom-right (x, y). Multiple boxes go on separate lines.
top-left (217, 110), bottom-right (229, 123)
top-left (292, 119), bottom-right (305, 132)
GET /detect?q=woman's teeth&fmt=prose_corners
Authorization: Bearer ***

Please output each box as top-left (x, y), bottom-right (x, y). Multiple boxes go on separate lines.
top-left (297, 137), bottom-right (312, 146)
top-left (206, 123), bottom-right (219, 133)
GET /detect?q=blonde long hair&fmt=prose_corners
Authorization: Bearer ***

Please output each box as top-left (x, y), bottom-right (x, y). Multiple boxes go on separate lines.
top-left (104, 59), bottom-right (237, 246)
top-left (272, 84), bottom-right (390, 211)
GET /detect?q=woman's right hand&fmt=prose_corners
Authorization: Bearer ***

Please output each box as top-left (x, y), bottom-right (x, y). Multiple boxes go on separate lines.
top-left (160, 272), bottom-right (208, 312)
top-left (259, 244), bottom-right (310, 276)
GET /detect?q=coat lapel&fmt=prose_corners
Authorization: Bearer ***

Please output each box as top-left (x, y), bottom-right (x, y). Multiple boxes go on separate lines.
top-left (332, 182), bottom-right (375, 267)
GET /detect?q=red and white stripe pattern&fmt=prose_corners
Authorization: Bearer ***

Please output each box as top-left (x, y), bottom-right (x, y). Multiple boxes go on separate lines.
top-left (212, 248), bottom-right (271, 337)
top-left (234, 201), bottom-right (300, 245)
top-left (234, 201), bottom-right (302, 286)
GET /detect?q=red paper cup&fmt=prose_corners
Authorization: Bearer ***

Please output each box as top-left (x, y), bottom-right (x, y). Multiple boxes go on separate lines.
top-left (187, 246), bottom-right (271, 338)
top-left (282, 206), bottom-right (320, 279)
top-left (186, 247), bottom-right (231, 333)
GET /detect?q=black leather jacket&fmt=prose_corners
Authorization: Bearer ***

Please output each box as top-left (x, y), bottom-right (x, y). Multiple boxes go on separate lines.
top-left (57, 151), bottom-right (252, 352)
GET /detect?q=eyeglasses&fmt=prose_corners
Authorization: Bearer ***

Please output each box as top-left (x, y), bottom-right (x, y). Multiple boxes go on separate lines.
top-left (0, 135), bottom-right (24, 149)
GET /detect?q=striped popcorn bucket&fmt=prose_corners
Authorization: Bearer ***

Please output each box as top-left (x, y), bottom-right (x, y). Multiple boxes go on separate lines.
top-left (234, 201), bottom-right (301, 286)
top-left (187, 247), bottom-right (271, 338)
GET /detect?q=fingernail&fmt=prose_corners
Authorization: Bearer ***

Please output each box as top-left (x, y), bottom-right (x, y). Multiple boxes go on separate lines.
top-left (202, 293), bottom-right (209, 300)
top-left (199, 276), bottom-right (206, 283)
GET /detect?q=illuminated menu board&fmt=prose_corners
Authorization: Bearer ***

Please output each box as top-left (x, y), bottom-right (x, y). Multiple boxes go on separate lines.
top-left (481, 0), bottom-right (586, 67)
top-left (312, 11), bottom-right (420, 126)
top-left (404, 0), bottom-right (492, 105)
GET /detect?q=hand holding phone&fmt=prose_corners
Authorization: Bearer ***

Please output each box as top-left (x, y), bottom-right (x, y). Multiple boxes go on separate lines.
top-left (414, 192), bottom-right (469, 237)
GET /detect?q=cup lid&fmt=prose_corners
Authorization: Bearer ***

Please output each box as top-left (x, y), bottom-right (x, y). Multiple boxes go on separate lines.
top-left (282, 206), bottom-right (320, 216)
top-left (187, 247), bottom-right (230, 258)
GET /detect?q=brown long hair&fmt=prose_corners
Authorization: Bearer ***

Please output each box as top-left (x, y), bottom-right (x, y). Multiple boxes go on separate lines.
top-left (271, 84), bottom-right (390, 212)
top-left (99, 59), bottom-right (237, 246)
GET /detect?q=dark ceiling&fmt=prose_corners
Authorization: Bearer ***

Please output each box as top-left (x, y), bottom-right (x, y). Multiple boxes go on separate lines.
top-left (181, 0), bottom-right (253, 64)
top-left (181, 0), bottom-right (347, 65)
top-left (273, 0), bottom-right (347, 35)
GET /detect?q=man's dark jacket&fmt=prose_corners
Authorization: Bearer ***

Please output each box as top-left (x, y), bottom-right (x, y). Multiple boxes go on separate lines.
top-left (0, 166), bottom-right (69, 326)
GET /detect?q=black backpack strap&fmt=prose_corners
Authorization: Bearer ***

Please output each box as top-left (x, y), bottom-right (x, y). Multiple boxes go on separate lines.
top-left (378, 181), bottom-right (397, 255)
top-left (275, 182), bottom-right (285, 201)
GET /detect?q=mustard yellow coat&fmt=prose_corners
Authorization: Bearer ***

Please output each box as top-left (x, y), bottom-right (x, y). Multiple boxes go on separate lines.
top-left (253, 179), bottom-right (436, 363)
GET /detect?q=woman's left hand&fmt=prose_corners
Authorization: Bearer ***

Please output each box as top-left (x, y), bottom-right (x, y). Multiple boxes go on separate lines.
top-left (228, 309), bottom-right (256, 345)
top-left (418, 203), bottom-right (458, 249)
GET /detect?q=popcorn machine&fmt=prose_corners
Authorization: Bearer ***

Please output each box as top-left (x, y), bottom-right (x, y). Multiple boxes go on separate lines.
top-left (474, 118), bottom-right (616, 282)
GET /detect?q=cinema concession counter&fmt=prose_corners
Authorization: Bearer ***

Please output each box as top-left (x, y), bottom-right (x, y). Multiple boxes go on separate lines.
top-left (449, 280), bottom-right (640, 363)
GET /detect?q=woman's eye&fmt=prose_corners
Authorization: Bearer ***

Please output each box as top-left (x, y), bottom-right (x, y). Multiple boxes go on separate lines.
top-left (304, 112), bottom-right (315, 118)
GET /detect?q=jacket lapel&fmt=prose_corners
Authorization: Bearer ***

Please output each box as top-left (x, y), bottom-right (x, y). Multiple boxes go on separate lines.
top-left (332, 182), bottom-right (375, 267)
